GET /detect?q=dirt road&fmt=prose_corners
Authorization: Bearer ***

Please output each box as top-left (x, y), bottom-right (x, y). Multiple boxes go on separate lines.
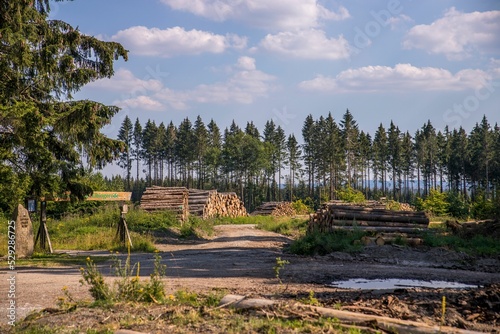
top-left (2, 224), bottom-right (499, 330)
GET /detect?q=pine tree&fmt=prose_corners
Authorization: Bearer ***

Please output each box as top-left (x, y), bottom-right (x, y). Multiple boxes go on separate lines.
top-left (205, 119), bottom-right (221, 188)
top-left (340, 110), bottom-right (360, 188)
top-left (142, 120), bottom-right (158, 186)
top-left (387, 121), bottom-right (402, 199)
top-left (164, 122), bottom-right (177, 185)
top-left (373, 124), bottom-right (388, 195)
top-left (117, 116), bottom-right (134, 190)
top-left (156, 122), bottom-right (167, 185)
top-left (194, 116), bottom-right (208, 189)
top-left (400, 131), bottom-right (415, 200)
top-left (175, 118), bottom-right (196, 187)
top-left (302, 115), bottom-right (316, 197)
top-left (287, 134), bottom-right (301, 201)
top-left (274, 126), bottom-right (288, 201)
top-left (0, 0), bottom-right (128, 208)
top-left (132, 118), bottom-right (143, 183)
top-left (358, 131), bottom-right (372, 196)
top-left (263, 120), bottom-right (278, 201)
top-left (468, 116), bottom-right (493, 198)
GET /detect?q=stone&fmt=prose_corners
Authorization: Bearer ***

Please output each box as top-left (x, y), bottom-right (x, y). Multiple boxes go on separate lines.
top-left (12, 204), bottom-right (34, 258)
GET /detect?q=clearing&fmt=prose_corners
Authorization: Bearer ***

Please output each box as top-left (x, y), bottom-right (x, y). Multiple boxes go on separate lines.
top-left (1, 224), bottom-right (499, 332)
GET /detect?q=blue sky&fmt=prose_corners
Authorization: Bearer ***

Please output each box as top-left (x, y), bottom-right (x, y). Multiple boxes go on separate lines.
top-left (51, 0), bottom-right (500, 143)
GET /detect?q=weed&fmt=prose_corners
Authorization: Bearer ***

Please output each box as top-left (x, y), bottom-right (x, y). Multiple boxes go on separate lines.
top-left (299, 291), bottom-right (321, 306)
top-left (257, 216), bottom-right (308, 237)
top-left (80, 257), bottom-right (111, 302)
top-left (80, 251), bottom-right (167, 304)
top-left (273, 257), bottom-right (290, 284)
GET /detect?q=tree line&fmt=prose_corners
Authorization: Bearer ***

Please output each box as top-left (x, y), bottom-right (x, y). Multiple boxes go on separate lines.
top-left (1, 2), bottom-right (498, 217)
top-left (117, 111), bottom-right (500, 212)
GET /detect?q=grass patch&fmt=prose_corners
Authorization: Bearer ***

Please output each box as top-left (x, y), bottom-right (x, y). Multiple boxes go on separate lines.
top-left (212, 215), bottom-right (278, 225)
top-left (290, 229), bottom-right (365, 255)
top-left (30, 207), bottom-right (183, 253)
top-left (256, 216), bottom-right (308, 237)
top-left (12, 253), bottom-right (108, 267)
top-left (9, 295), bottom-right (372, 333)
top-left (422, 232), bottom-right (500, 256)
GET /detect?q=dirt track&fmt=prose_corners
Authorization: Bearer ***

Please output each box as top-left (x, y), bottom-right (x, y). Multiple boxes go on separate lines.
top-left (2, 224), bottom-right (499, 330)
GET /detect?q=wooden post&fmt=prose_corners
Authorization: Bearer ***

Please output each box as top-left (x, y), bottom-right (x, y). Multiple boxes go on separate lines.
top-left (34, 200), bottom-right (53, 253)
top-left (116, 203), bottom-right (132, 248)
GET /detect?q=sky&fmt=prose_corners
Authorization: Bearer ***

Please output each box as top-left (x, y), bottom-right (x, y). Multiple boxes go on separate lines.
top-left (50, 0), bottom-right (500, 158)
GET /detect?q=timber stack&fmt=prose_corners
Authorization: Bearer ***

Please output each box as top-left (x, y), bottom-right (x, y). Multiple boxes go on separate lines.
top-left (207, 192), bottom-right (248, 218)
top-left (140, 186), bottom-right (189, 221)
top-left (251, 202), bottom-right (296, 217)
top-left (188, 189), bottom-right (247, 218)
top-left (188, 189), bottom-right (217, 218)
top-left (308, 202), bottom-right (430, 246)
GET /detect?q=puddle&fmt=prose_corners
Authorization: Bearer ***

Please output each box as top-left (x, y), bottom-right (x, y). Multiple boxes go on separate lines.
top-left (328, 278), bottom-right (478, 290)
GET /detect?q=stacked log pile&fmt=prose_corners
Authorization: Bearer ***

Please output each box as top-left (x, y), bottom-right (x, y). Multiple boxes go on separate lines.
top-left (208, 192), bottom-right (248, 218)
top-left (308, 202), bottom-right (430, 246)
top-left (141, 187), bottom-right (247, 219)
top-left (140, 186), bottom-right (189, 221)
top-left (251, 202), bottom-right (296, 217)
top-left (188, 189), bottom-right (247, 218)
top-left (188, 189), bottom-right (216, 218)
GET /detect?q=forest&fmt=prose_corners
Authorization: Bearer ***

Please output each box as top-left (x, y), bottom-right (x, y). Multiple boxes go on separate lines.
top-left (110, 111), bottom-right (500, 217)
top-left (0, 1), bottom-right (499, 219)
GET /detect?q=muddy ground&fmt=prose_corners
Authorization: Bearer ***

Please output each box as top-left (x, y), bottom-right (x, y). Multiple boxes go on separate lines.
top-left (1, 224), bottom-right (499, 332)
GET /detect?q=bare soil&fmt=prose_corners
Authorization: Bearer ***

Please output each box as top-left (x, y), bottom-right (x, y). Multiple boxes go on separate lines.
top-left (2, 224), bottom-right (499, 332)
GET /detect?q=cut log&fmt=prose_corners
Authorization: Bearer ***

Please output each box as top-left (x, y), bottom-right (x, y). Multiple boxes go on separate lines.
top-left (218, 295), bottom-right (481, 334)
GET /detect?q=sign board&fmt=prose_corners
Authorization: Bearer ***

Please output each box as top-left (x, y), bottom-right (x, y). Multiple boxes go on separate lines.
top-left (85, 192), bottom-right (132, 201)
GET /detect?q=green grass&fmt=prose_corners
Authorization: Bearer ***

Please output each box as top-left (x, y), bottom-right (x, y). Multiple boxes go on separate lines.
top-left (212, 215), bottom-right (278, 225)
top-left (256, 216), bottom-right (308, 237)
top-left (11, 253), bottom-right (108, 267)
top-left (7, 289), bottom-right (371, 334)
top-left (422, 231), bottom-right (500, 256)
top-left (290, 229), bottom-right (365, 255)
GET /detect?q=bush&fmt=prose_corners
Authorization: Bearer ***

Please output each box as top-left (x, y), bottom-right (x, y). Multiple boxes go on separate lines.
top-left (291, 199), bottom-right (313, 214)
top-left (446, 192), bottom-right (470, 219)
top-left (416, 188), bottom-right (449, 216)
top-left (80, 252), bottom-right (167, 304)
top-left (335, 186), bottom-right (365, 203)
top-left (470, 196), bottom-right (496, 220)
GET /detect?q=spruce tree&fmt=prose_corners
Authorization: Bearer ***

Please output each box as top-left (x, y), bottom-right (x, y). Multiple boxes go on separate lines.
top-left (117, 116), bottom-right (134, 190)
top-left (132, 118), bottom-right (143, 183)
top-left (0, 0), bottom-right (128, 208)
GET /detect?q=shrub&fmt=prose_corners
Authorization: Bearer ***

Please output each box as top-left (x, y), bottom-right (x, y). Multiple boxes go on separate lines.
top-left (416, 188), bottom-right (449, 217)
top-left (446, 192), bottom-right (470, 219)
top-left (335, 186), bottom-right (365, 203)
top-left (291, 199), bottom-right (313, 214)
top-left (80, 252), bottom-right (167, 304)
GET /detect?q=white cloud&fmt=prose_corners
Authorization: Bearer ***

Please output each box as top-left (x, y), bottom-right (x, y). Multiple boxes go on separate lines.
top-left (387, 14), bottom-right (412, 30)
top-left (403, 8), bottom-right (500, 60)
top-left (160, 0), bottom-right (349, 30)
top-left (116, 96), bottom-right (164, 111)
top-left (260, 29), bottom-right (351, 60)
top-left (87, 68), bottom-right (163, 94)
top-left (155, 56), bottom-right (276, 106)
top-left (299, 64), bottom-right (495, 93)
top-left (112, 26), bottom-right (247, 57)
top-left (96, 57), bottom-right (275, 111)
